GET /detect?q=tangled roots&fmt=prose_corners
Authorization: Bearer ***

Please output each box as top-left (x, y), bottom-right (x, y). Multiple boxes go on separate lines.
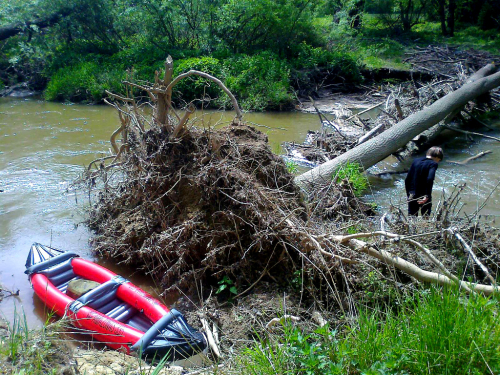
top-left (89, 124), bottom-right (308, 298)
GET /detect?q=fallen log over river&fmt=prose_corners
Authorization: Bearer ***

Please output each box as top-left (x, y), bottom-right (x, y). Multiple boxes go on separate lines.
top-left (295, 64), bottom-right (500, 189)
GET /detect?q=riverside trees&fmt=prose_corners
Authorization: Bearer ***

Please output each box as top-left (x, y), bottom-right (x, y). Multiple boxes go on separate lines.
top-left (1, 0), bottom-right (499, 107)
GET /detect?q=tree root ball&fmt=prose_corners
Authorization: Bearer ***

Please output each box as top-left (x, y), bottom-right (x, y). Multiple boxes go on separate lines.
top-left (89, 124), bottom-right (308, 299)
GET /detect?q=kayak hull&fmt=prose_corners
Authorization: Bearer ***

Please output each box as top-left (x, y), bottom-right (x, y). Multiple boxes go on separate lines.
top-left (27, 243), bottom-right (206, 360)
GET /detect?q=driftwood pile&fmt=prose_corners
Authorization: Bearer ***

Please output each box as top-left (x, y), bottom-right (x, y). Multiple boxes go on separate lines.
top-left (404, 45), bottom-right (500, 79)
top-left (287, 61), bottom-right (500, 172)
top-left (292, 62), bottom-right (500, 189)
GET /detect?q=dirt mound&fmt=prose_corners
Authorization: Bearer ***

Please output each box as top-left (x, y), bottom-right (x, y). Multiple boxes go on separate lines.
top-left (89, 124), bottom-right (309, 298)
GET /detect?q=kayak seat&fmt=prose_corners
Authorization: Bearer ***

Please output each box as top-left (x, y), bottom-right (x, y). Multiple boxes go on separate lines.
top-left (39, 258), bottom-right (79, 291)
top-left (69, 277), bottom-right (153, 332)
top-left (127, 314), bottom-right (154, 332)
top-left (58, 277), bottom-right (81, 294)
top-left (75, 278), bottom-right (140, 324)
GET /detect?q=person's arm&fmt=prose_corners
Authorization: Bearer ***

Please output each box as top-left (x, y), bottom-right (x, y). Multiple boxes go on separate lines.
top-left (405, 163), bottom-right (416, 195)
top-left (425, 164), bottom-right (437, 199)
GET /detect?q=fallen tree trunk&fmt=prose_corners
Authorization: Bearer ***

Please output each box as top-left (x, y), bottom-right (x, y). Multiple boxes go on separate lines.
top-left (295, 64), bottom-right (500, 189)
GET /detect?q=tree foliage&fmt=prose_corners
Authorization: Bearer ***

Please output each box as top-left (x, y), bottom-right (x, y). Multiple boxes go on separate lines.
top-left (0, 0), bottom-right (497, 108)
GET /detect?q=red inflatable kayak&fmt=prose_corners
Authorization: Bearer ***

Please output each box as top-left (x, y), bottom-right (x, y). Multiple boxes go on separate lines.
top-left (25, 243), bottom-right (206, 361)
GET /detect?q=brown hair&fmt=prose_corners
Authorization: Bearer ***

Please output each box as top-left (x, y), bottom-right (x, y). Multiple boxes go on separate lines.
top-left (426, 146), bottom-right (444, 160)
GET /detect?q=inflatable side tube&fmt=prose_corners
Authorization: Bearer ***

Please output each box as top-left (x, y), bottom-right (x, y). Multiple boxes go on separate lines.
top-left (31, 273), bottom-right (74, 317)
top-left (71, 258), bottom-right (116, 284)
top-left (71, 305), bottom-right (144, 352)
top-left (117, 282), bottom-right (169, 322)
top-left (25, 252), bottom-right (79, 275)
top-left (131, 309), bottom-right (182, 353)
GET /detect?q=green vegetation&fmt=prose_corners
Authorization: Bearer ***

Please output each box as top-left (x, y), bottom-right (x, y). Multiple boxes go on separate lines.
top-left (44, 61), bottom-right (125, 102)
top-left (216, 275), bottom-right (238, 299)
top-left (240, 287), bottom-right (500, 374)
top-left (0, 309), bottom-right (71, 375)
top-left (335, 162), bottom-right (368, 196)
top-left (286, 160), bottom-right (300, 174)
top-left (2, 0), bottom-right (497, 109)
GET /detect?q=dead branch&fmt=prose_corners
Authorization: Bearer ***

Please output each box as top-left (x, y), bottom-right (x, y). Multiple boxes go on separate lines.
top-left (266, 315), bottom-right (300, 330)
top-left (199, 316), bottom-right (221, 358)
top-left (330, 235), bottom-right (498, 295)
top-left (345, 102), bottom-right (383, 121)
top-left (166, 70), bottom-right (243, 122)
top-left (447, 227), bottom-right (497, 286)
top-left (443, 125), bottom-right (500, 142)
top-left (357, 123), bottom-right (386, 145)
top-left (326, 230), bottom-right (471, 292)
top-left (394, 99), bottom-right (404, 120)
top-left (172, 104), bottom-right (195, 138)
top-left (448, 150), bottom-right (492, 165)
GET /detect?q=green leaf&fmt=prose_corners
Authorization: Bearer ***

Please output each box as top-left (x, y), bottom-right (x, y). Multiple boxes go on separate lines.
top-left (216, 284), bottom-right (227, 294)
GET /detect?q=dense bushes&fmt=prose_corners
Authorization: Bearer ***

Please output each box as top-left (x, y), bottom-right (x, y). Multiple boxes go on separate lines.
top-left (42, 41), bottom-right (364, 110)
top-left (224, 53), bottom-right (293, 110)
top-left (45, 62), bottom-right (125, 102)
top-left (44, 46), bottom-right (359, 110)
top-left (293, 42), bottom-right (362, 83)
top-left (6, 0), bottom-right (497, 109)
top-left (167, 53), bottom-right (293, 110)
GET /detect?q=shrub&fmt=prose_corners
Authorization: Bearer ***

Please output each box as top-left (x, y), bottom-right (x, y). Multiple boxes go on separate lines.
top-left (44, 62), bottom-right (126, 102)
top-left (285, 160), bottom-right (299, 174)
top-left (172, 56), bottom-right (224, 106)
top-left (171, 53), bottom-right (294, 111)
top-left (292, 43), bottom-right (363, 86)
top-left (223, 52), bottom-right (294, 110)
top-left (335, 162), bottom-right (368, 196)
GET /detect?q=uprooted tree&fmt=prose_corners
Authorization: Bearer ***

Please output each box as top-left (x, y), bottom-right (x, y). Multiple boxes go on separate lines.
top-left (80, 57), bottom-right (500, 310)
top-left (294, 63), bottom-right (500, 189)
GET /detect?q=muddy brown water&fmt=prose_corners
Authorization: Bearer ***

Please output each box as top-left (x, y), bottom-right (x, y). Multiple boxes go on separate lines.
top-left (1, 97), bottom-right (499, 327)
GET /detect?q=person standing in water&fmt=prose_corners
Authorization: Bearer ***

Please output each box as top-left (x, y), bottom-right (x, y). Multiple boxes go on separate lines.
top-left (405, 146), bottom-right (444, 216)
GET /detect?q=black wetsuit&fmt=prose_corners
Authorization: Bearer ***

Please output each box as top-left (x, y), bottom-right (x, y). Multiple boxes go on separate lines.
top-left (404, 157), bottom-right (438, 216)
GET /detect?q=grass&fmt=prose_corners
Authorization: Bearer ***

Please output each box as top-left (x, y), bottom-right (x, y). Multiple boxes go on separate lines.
top-left (334, 162), bottom-right (369, 196)
top-left (286, 160), bottom-right (299, 174)
top-left (238, 287), bottom-right (500, 374)
top-left (412, 23), bottom-right (500, 53)
top-left (0, 309), bottom-right (72, 375)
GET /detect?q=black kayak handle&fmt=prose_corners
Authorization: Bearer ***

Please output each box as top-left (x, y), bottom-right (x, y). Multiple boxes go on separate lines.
top-left (131, 309), bottom-right (183, 353)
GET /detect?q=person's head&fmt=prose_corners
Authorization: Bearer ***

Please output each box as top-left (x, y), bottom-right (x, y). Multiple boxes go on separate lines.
top-left (426, 146), bottom-right (444, 163)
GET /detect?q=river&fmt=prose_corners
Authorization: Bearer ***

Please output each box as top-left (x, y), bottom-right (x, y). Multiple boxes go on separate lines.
top-left (1, 97), bottom-right (499, 327)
